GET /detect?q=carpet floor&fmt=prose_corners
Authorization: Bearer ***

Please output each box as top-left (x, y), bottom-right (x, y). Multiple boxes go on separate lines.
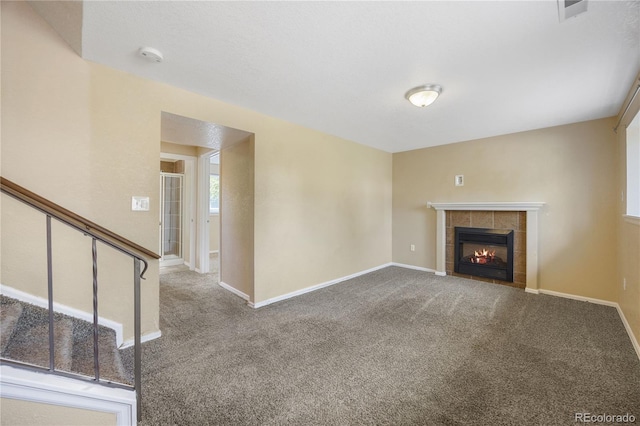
top-left (137, 266), bottom-right (640, 425)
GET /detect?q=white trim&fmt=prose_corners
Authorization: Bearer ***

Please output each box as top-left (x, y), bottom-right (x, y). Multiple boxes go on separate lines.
top-left (390, 262), bottom-right (435, 273)
top-left (623, 215), bottom-right (640, 226)
top-left (427, 201), bottom-right (545, 211)
top-left (119, 330), bottom-right (162, 349)
top-left (0, 365), bottom-right (136, 425)
top-left (435, 209), bottom-right (446, 275)
top-left (197, 154), bottom-right (211, 274)
top-left (527, 288), bottom-right (640, 361)
top-left (218, 281), bottom-right (250, 301)
top-left (0, 284), bottom-right (124, 347)
top-left (160, 257), bottom-right (184, 267)
top-left (524, 287), bottom-right (539, 294)
top-left (209, 250), bottom-right (219, 254)
top-left (617, 305), bottom-right (640, 361)
top-left (251, 263), bottom-right (393, 309)
top-left (534, 288), bottom-right (618, 307)
top-left (525, 209), bottom-right (540, 292)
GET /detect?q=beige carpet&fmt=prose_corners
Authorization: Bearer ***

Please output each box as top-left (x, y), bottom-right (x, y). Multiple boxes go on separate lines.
top-left (159, 253), bottom-right (219, 275)
top-left (135, 266), bottom-right (640, 425)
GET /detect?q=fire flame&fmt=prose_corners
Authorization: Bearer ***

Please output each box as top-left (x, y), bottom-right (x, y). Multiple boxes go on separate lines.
top-left (471, 248), bottom-right (495, 264)
top-left (474, 248), bottom-right (495, 258)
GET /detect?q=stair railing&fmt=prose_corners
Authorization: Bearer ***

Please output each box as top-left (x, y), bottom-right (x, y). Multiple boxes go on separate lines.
top-left (0, 177), bottom-right (160, 422)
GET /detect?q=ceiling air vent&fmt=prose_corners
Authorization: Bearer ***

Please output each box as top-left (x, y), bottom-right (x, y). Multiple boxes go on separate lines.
top-left (558, 0), bottom-right (588, 22)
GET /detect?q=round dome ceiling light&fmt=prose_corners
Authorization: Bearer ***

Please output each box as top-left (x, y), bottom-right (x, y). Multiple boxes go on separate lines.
top-left (405, 84), bottom-right (442, 107)
top-left (138, 47), bottom-right (164, 63)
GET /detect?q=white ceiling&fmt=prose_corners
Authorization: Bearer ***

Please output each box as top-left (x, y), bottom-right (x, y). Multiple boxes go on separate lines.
top-left (38, 1), bottom-right (640, 153)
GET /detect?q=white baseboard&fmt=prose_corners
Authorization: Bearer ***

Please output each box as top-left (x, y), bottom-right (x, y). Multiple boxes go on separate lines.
top-left (434, 271), bottom-right (447, 277)
top-left (251, 263), bottom-right (393, 309)
top-left (528, 288), bottom-right (639, 361)
top-left (209, 250), bottom-right (219, 254)
top-left (218, 281), bottom-right (250, 302)
top-left (0, 284), bottom-right (124, 348)
top-left (616, 305), bottom-right (640, 361)
top-left (534, 288), bottom-right (618, 307)
top-left (0, 365), bottom-right (136, 425)
top-left (119, 330), bottom-right (162, 350)
top-left (390, 262), bottom-right (436, 273)
top-left (524, 287), bottom-right (539, 294)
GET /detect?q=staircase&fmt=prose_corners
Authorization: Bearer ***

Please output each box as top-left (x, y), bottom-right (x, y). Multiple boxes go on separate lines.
top-left (1, 295), bottom-right (132, 385)
top-left (0, 177), bottom-right (160, 423)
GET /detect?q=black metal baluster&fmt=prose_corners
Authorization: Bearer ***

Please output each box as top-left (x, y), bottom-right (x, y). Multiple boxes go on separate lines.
top-left (46, 215), bottom-right (55, 371)
top-left (92, 238), bottom-right (100, 381)
top-left (134, 259), bottom-right (142, 422)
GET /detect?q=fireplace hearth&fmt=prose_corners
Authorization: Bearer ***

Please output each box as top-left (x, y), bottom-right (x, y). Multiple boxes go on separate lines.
top-left (454, 227), bottom-right (514, 282)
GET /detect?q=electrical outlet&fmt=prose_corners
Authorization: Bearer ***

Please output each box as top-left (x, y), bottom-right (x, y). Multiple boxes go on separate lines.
top-left (410, 244), bottom-right (416, 252)
top-left (623, 278), bottom-right (626, 291)
top-left (455, 175), bottom-right (464, 186)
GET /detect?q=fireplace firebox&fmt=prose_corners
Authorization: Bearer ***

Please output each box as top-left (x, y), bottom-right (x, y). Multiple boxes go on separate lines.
top-left (454, 227), bottom-right (514, 282)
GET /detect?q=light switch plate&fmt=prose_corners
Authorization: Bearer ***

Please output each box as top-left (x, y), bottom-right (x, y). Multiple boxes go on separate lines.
top-left (132, 196), bottom-right (150, 211)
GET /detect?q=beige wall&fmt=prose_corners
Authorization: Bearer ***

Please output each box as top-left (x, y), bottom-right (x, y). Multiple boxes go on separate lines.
top-left (160, 141), bottom-right (198, 157)
top-left (210, 214), bottom-right (220, 252)
top-left (393, 118), bottom-right (618, 302)
top-left (220, 138), bottom-right (255, 298)
top-left (2, 2), bottom-right (392, 314)
top-left (253, 127), bottom-right (392, 302)
top-left (1, 1), bottom-right (159, 341)
top-left (1, 398), bottom-right (116, 426)
top-left (616, 75), bottom-right (640, 346)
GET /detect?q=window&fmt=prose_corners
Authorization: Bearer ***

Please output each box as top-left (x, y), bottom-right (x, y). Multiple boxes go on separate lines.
top-left (210, 174), bottom-right (219, 214)
top-left (626, 111), bottom-right (640, 218)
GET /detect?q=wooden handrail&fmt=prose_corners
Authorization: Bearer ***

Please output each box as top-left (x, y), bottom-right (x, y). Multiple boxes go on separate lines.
top-left (0, 177), bottom-right (160, 260)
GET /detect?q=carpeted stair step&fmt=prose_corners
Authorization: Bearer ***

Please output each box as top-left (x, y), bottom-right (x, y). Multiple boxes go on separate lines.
top-left (0, 295), bottom-right (132, 385)
top-left (1, 313), bottom-right (74, 372)
top-left (0, 301), bottom-right (23, 353)
top-left (72, 322), bottom-right (131, 384)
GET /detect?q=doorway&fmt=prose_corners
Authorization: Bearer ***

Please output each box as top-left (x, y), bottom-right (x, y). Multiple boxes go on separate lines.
top-left (159, 155), bottom-right (196, 270)
top-left (160, 172), bottom-right (184, 266)
top-left (160, 111), bottom-right (255, 301)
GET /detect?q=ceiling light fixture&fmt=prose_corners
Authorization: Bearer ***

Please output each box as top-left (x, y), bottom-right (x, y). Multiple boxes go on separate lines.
top-left (405, 84), bottom-right (442, 107)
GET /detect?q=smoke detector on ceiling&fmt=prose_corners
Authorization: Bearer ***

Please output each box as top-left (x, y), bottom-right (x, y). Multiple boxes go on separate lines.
top-left (558, 0), bottom-right (588, 22)
top-left (138, 47), bottom-right (163, 63)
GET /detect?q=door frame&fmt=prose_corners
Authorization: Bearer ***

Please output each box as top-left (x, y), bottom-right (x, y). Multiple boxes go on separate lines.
top-left (196, 152), bottom-right (216, 274)
top-left (160, 153), bottom-right (196, 271)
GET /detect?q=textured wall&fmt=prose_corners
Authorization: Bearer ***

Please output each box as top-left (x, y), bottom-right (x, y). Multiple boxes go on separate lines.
top-left (220, 137), bottom-right (255, 299)
top-left (393, 118), bottom-right (618, 302)
top-left (2, 1), bottom-right (160, 341)
top-left (253, 127), bottom-right (392, 302)
top-left (2, 1), bottom-right (392, 320)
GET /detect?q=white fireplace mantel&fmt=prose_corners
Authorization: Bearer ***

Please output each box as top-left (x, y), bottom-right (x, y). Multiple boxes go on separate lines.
top-left (427, 201), bottom-right (545, 292)
top-left (427, 201), bottom-right (545, 211)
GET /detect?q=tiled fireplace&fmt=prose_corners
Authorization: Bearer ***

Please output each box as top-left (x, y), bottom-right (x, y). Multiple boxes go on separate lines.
top-left (448, 211), bottom-right (525, 288)
top-left (427, 202), bottom-right (544, 292)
